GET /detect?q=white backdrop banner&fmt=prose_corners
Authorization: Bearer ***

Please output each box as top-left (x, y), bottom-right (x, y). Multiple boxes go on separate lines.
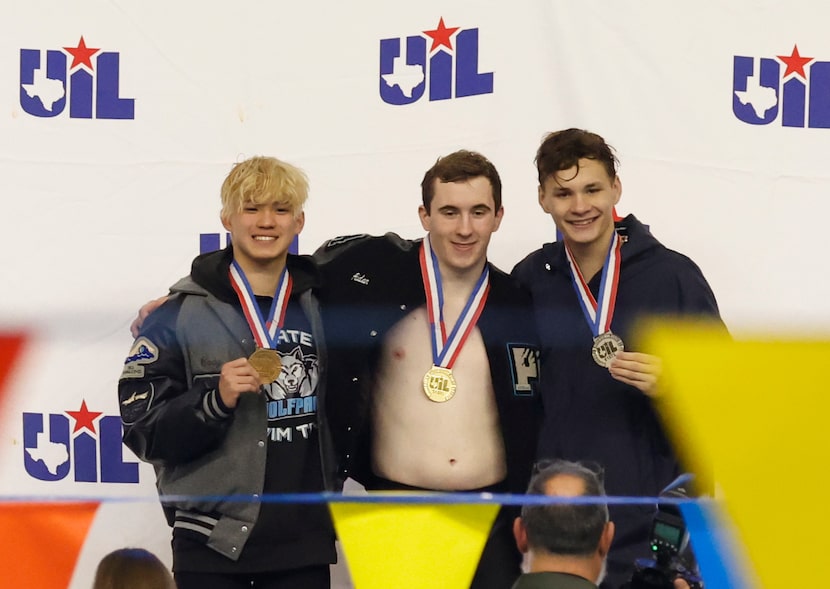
top-left (1, 1), bottom-right (828, 586)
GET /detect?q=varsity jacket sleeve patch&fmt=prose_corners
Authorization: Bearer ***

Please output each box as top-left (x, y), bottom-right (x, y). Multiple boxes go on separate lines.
top-left (118, 294), bottom-right (232, 467)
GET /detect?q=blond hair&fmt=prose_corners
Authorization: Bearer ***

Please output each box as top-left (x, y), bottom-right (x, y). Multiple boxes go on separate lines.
top-left (220, 156), bottom-right (308, 222)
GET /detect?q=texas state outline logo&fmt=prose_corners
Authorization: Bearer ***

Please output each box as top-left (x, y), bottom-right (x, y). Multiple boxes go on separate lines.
top-left (733, 44), bottom-right (830, 128)
top-left (22, 399), bottom-right (139, 484)
top-left (19, 35), bottom-right (135, 119)
top-left (379, 17), bottom-right (494, 105)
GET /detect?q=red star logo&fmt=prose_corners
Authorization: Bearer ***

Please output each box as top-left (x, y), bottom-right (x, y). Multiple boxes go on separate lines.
top-left (777, 44), bottom-right (813, 79)
top-left (66, 400), bottom-right (103, 434)
top-left (63, 36), bottom-right (100, 70)
top-left (423, 17), bottom-right (460, 52)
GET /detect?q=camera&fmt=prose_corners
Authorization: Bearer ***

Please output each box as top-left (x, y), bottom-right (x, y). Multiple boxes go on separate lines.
top-left (621, 481), bottom-right (703, 589)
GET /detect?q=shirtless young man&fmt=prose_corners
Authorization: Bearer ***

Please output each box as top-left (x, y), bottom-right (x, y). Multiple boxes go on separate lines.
top-left (315, 150), bottom-right (541, 588)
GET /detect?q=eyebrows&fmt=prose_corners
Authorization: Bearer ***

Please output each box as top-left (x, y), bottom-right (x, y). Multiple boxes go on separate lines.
top-left (436, 202), bottom-right (494, 214)
top-left (242, 200), bottom-right (291, 209)
top-left (548, 179), bottom-right (607, 194)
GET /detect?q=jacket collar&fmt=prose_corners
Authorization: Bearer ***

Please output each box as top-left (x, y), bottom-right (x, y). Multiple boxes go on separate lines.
top-left (541, 214), bottom-right (659, 273)
top-left (190, 245), bottom-right (321, 304)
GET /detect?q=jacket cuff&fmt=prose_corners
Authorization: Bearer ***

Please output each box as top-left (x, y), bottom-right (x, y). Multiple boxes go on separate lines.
top-left (202, 388), bottom-right (233, 421)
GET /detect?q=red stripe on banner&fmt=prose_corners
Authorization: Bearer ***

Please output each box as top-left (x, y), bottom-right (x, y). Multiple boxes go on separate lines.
top-left (0, 333), bottom-right (26, 413)
top-left (0, 502), bottom-right (100, 588)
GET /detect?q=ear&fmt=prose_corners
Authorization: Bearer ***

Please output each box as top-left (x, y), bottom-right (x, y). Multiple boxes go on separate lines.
top-left (598, 521), bottom-right (615, 559)
top-left (513, 517), bottom-right (529, 554)
top-left (221, 213), bottom-right (232, 232)
top-left (612, 176), bottom-right (622, 206)
top-left (295, 211), bottom-right (306, 234)
top-left (492, 206), bottom-right (504, 231)
top-left (537, 185), bottom-right (550, 214)
top-left (418, 204), bottom-right (430, 231)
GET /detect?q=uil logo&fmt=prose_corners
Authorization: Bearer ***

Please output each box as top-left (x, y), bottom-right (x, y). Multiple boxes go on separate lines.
top-left (22, 400), bottom-right (139, 483)
top-left (20, 35), bottom-right (135, 119)
top-left (379, 17), bottom-right (494, 105)
top-left (733, 44), bottom-right (830, 128)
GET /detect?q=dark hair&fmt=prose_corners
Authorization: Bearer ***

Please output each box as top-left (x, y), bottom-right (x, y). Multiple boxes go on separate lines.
top-left (421, 150), bottom-right (502, 212)
top-left (521, 460), bottom-right (609, 557)
top-left (535, 128), bottom-right (619, 184)
top-left (92, 548), bottom-right (175, 589)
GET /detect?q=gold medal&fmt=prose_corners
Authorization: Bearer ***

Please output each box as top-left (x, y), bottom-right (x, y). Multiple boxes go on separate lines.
top-left (591, 332), bottom-right (624, 368)
top-left (249, 348), bottom-right (282, 384)
top-left (422, 365), bottom-right (457, 403)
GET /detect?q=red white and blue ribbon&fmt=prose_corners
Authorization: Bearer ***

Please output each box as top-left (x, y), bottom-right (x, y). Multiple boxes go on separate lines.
top-left (229, 261), bottom-right (292, 348)
top-left (419, 236), bottom-right (490, 369)
top-left (564, 231), bottom-right (622, 338)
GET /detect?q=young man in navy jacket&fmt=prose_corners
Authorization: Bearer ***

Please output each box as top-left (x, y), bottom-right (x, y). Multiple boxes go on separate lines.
top-left (512, 129), bottom-right (725, 589)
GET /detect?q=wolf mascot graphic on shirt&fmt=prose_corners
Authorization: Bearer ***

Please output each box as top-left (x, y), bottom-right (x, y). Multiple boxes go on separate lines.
top-left (263, 346), bottom-right (318, 400)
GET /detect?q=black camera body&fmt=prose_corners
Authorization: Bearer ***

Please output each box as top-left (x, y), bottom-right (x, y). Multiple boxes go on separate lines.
top-left (621, 484), bottom-right (703, 589)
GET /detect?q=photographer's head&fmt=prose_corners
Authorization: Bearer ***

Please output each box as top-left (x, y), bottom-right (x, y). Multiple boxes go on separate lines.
top-left (513, 460), bottom-right (614, 586)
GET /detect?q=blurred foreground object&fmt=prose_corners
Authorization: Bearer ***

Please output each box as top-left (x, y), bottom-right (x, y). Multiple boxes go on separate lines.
top-left (643, 320), bottom-right (830, 588)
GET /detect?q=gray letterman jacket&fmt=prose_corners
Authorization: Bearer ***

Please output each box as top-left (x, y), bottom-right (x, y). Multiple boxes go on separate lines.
top-left (118, 253), bottom-right (336, 560)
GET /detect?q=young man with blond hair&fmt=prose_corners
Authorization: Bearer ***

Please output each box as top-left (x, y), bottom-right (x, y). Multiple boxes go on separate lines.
top-left (119, 156), bottom-right (337, 589)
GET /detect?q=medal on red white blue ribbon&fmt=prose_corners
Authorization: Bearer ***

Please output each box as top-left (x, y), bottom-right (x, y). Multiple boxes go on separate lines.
top-left (564, 231), bottom-right (624, 368)
top-left (419, 235), bottom-right (490, 402)
top-left (229, 261), bottom-right (292, 383)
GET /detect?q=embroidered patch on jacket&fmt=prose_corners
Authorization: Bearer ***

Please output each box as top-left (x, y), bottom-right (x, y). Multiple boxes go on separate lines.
top-left (120, 336), bottom-right (159, 379)
top-left (119, 382), bottom-right (154, 425)
top-left (507, 344), bottom-right (539, 396)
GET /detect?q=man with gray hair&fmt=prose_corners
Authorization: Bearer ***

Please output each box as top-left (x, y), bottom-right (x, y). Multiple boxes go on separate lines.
top-left (512, 460), bottom-right (614, 588)
top-left (512, 461), bottom-right (692, 589)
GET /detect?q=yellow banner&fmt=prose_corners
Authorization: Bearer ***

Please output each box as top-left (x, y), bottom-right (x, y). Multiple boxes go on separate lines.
top-left (643, 321), bottom-right (830, 588)
top-left (330, 495), bottom-right (499, 589)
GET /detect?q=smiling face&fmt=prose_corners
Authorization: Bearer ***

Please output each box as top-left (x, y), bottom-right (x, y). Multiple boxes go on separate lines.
top-left (219, 156), bottom-right (308, 273)
top-left (222, 202), bottom-right (304, 272)
top-left (538, 158), bottom-right (621, 255)
top-left (418, 176), bottom-right (503, 280)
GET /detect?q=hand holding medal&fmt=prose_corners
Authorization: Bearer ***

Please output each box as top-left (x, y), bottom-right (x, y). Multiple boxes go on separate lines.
top-left (607, 351), bottom-right (663, 397)
top-left (218, 357), bottom-right (265, 409)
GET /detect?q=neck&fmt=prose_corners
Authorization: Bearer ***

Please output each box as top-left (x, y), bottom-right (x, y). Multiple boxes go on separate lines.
top-left (566, 231), bottom-right (615, 283)
top-left (527, 552), bottom-right (599, 585)
top-left (437, 259), bottom-right (487, 295)
top-left (234, 256), bottom-right (287, 296)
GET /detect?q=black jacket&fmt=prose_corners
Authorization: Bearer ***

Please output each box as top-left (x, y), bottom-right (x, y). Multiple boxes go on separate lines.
top-left (314, 233), bottom-right (541, 494)
top-left (512, 215), bottom-right (725, 588)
